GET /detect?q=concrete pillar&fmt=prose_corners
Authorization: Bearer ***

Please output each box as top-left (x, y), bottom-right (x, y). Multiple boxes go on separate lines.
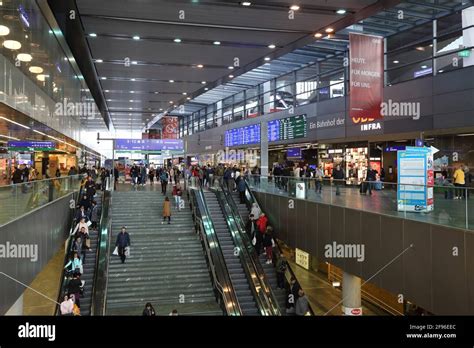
top-left (263, 81), bottom-right (272, 114)
top-left (462, 7), bottom-right (474, 67)
top-left (342, 271), bottom-right (362, 316)
top-left (260, 120), bottom-right (268, 178)
top-left (216, 101), bottom-right (223, 127)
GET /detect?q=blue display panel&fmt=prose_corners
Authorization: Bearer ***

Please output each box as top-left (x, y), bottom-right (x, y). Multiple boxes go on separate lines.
top-left (224, 124), bottom-right (261, 147)
top-left (114, 139), bottom-right (184, 151)
top-left (287, 147), bottom-right (302, 158)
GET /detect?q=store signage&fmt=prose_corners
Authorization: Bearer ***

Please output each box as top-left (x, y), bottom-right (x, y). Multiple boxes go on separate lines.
top-left (314, 116), bottom-right (345, 129)
top-left (458, 50), bottom-right (471, 58)
top-left (7, 141), bottom-right (56, 151)
top-left (385, 146), bottom-right (405, 152)
top-left (349, 33), bottom-right (384, 125)
top-left (344, 307), bottom-right (363, 316)
top-left (295, 248), bottom-right (310, 270)
top-left (114, 139), bottom-right (183, 151)
top-left (161, 116), bottom-right (178, 139)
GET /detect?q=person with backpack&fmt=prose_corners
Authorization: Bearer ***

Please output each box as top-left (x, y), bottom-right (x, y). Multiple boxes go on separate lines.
top-left (276, 255), bottom-right (287, 289)
top-left (160, 170), bottom-right (169, 195)
top-left (163, 196), bottom-right (171, 224)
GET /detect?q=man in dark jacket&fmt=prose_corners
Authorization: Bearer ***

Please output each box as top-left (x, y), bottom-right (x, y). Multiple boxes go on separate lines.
top-left (365, 165), bottom-right (377, 195)
top-left (12, 167), bottom-right (23, 184)
top-left (67, 272), bottom-right (83, 308)
top-left (85, 176), bottom-right (96, 202)
top-left (116, 227), bottom-right (131, 264)
top-left (331, 164), bottom-right (345, 196)
top-left (237, 176), bottom-right (246, 203)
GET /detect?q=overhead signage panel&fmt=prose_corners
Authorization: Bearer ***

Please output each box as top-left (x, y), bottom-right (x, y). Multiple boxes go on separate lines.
top-left (114, 139), bottom-right (184, 151)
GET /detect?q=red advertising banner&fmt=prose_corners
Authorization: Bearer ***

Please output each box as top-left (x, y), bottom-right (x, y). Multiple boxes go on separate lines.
top-left (349, 33), bottom-right (384, 124)
top-left (161, 116), bottom-right (178, 139)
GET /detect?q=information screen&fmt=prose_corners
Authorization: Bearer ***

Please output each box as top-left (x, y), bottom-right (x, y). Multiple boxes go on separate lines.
top-left (114, 139), bottom-right (183, 151)
top-left (268, 114), bottom-right (307, 142)
top-left (287, 147), bottom-right (302, 158)
top-left (224, 124), bottom-right (261, 147)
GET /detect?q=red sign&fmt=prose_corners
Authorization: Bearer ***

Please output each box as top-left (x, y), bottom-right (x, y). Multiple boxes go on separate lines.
top-left (349, 33), bottom-right (384, 124)
top-left (161, 117), bottom-right (178, 139)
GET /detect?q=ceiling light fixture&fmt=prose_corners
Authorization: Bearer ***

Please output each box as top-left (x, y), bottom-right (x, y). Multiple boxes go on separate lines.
top-left (104, 89), bottom-right (110, 92)
top-left (131, 61), bottom-right (138, 65)
top-left (229, 75), bottom-right (234, 78)
top-left (89, 33), bottom-right (97, 37)
top-left (95, 59), bottom-right (103, 63)
top-left (197, 64), bottom-right (204, 68)
top-left (3, 40), bottom-right (21, 50)
top-left (101, 77), bottom-right (107, 80)
top-left (29, 66), bottom-right (43, 74)
top-left (131, 78), bottom-right (136, 81)
top-left (290, 5), bottom-right (300, 11)
top-left (241, 1), bottom-right (251, 6)
top-left (264, 57), bottom-right (270, 61)
top-left (174, 38), bottom-right (182, 43)
top-left (0, 116), bottom-right (30, 129)
top-left (182, 92), bottom-right (187, 95)
top-left (133, 35), bottom-right (140, 40)
top-left (228, 66), bottom-right (234, 70)
top-left (325, 28), bottom-right (334, 33)
top-left (0, 134), bottom-right (19, 140)
top-left (169, 101), bottom-right (174, 104)
top-left (204, 87), bottom-right (208, 90)
top-left (213, 41), bottom-right (221, 45)
top-left (169, 79), bottom-right (174, 83)
top-left (336, 9), bottom-right (346, 14)
top-left (421, 65), bottom-right (428, 69)
top-left (37, 74), bottom-right (46, 82)
top-left (186, 97), bottom-right (191, 100)
top-left (268, 44), bottom-right (276, 49)
top-left (314, 33), bottom-right (323, 38)
top-left (0, 25), bottom-right (10, 36)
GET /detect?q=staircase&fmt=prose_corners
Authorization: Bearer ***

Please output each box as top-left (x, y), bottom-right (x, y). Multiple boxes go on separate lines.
top-left (203, 190), bottom-right (259, 315)
top-left (106, 188), bottom-right (222, 315)
top-left (230, 190), bottom-right (287, 314)
top-left (79, 191), bottom-right (102, 316)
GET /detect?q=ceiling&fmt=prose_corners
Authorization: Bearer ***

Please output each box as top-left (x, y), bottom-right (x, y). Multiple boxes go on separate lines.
top-left (73, 0), bottom-right (383, 130)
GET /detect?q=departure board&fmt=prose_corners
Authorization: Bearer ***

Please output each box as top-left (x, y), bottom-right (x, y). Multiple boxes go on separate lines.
top-left (225, 124), bottom-right (261, 147)
top-left (268, 114), bottom-right (307, 142)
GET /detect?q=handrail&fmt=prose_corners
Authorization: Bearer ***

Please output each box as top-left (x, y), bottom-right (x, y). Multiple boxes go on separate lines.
top-left (241, 177), bottom-right (316, 316)
top-left (215, 184), bottom-right (281, 315)
top-left (188, 182), bottom-right (242, 315)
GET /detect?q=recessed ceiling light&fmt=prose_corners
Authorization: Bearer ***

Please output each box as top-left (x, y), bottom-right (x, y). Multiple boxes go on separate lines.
top-left (131, 61), bottom-right (138, 65)
top-left (3, 40), bottom-right (21, 50)
top-left (186, 97), bottom-right (191, 100)
top-left (182, 92), bottom-right (187, 95)
top-left (106, 99), bottom-right (112, 101)
top-left (290, 5), bottom-right (300, 11)
top-left (133, 35), bottom-right (140, 40)
top-left (95, 59), bottom-right (103, 63)
top-left (314, 33), bottom-right (323, 38)
top-left (268, 44), bottom-right (276, 49)
top-left (438, 69), bottom-right (444, 73)
top-left (229, 75), bottom-right (234, 78)
top-left (129, 99), bottom-right (134, 102)
top-left (154, 91), bottom-right (159, 94)
top-left (204, 87), bottom-right (208, 90)
top-left (174, 38), bottom-right (182, 43)
top-left (201, 81), bottom-right (206, 84)
top-left (17, 53), bottom-right (32, 62)
top-left (421, 65), bottom-right (428, 69)
top-left (264, 57), bottom-right (270, 61)
top-left (37, 74), bottom-right (46, 82)
top-left (325, 28), bottom-right (334, 33)
top-left (241, 1), bottom-right (251, 6)
top-left (101, 77), bottom-right (107, 80)
top-left (29, 66), bottom-right (43, 74)
top-left (169, 79), bottom-right (174, 83)
top-left (228, 66), bottom-right (234, 70)
top-left (169, 101), bottom-right (174, 104)
top-left (197, 64), bottom-right (204, 68)
top-left (0, 25), bottom-right (10, 36)
top-left (129, 107), bottom-right (133, 110)
top-left (213, 41), bottom-right (221, 45)
top-left (159, 108), bottom-right (163, 111)
top-left (131, 78), bottom-right (136, 81)
top-left (336, 9), bottom-right (346, 14)
top-left (89, 33), bottom-right (97, 37)
top-left (416, 46), bottom-right (425, 51)
top-left (104, 89), bottom-right (110, 92)
top-left (393, 60), bottom-right (399, 64)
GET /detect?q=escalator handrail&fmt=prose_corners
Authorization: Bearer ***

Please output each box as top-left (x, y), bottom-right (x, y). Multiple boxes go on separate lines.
top-left (215, 185), bottom-right (281, 316)
top-left (242, 178), bottom-right (316, 316)
top-left (188, 183), bottom-right (242, 316)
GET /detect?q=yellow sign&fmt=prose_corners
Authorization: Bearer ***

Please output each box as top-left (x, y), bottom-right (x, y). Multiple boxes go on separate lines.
top-left (295, 248), bottom-right (310, 270)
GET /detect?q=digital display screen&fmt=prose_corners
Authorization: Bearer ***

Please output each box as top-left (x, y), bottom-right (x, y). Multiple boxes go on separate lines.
top-left (8, 141), bottom-right (56, 151)
top-left (224, 124), bottom-right (261, 147)
top-left (114, 139), bottom-right (183, 151)
top-left (287, 148), bottom-right (302, 158)
top-left (268, 115), bottom-right (307, 142)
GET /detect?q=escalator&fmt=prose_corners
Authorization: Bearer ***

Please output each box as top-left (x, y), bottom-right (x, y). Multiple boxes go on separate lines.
top-left (203, 190), bottom-right (259, 315)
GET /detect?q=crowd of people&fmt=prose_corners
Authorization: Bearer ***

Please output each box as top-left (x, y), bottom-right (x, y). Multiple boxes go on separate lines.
top-left (60, 170), bottom-right (105, 316)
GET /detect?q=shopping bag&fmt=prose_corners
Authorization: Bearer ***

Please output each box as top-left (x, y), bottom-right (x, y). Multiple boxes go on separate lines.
top-left (252, 236), bottom-right (256, 246)
top-left (85, 238), bottom-right (91, 248)
top-left (112, 246), bottom-right (119, 255)
top-left (86, 220), bottom-right (92, 227)
top-left (125, 246), bottom-right (130, 257)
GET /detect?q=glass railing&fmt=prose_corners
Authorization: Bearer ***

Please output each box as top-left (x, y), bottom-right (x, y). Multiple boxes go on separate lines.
top-left (245, 175), bottom-right (474, 231)
top-left (0, 175), bottom-right (83, 226)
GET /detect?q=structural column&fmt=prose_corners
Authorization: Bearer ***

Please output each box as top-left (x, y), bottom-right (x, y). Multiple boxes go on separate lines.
top-left (342, 271), bottom-right (362, 316)
top-left (260, 120), bottom-right (268, 179)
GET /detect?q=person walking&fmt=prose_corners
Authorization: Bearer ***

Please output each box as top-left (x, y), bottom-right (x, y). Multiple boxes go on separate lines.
top-left (115, 227), bottom-right (131, 264)
top-left (295, 289), bottom-right (310, 316)
top-left (237, 175), bottom-right (246, 204)
top-left (142, 303), bottom-right (156, 316)
top-left (90, 200), bottom-right (100, 231)
top-left (332, 164), bottom-right (344, 196)
top-left (148, 167), bottom-right (155, 185)
top-left (365, 165), bottom-right (377, 196)
top-left (162, 196), bottom-right (171, 224)
top-left (255, 213), bottom-right (268, 255)
top-left (263, 226), bottom-right (274, 264)
top-left (315, 165), bottom-right (324, 194)
top-left (160, 170), bottom-right (169, 195)
top-left (276, 255), bottom-right (287, 289)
